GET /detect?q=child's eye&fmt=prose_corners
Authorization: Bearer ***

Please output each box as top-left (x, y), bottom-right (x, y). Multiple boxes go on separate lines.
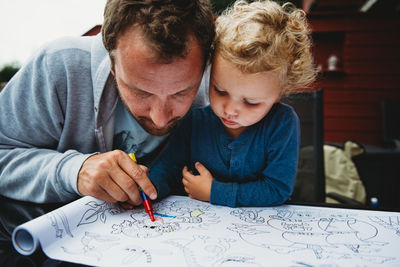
top-left (214, 86), bottom-right (227, 96)
top-left (243, 99), bottom-right (259, 106)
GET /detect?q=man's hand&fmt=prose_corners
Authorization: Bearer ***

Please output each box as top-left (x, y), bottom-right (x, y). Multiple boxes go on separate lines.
top-left (182, 162), bottom-right (212, 202)
top-left (77, 150), bottom-right (157, 205)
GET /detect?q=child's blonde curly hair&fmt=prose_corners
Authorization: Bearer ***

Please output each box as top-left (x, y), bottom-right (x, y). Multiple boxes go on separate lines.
top-left (214, 0), bottom-right (316, 96)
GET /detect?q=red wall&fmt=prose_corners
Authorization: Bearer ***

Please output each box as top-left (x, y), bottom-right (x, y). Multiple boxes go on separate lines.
top-left (309, 14), bottom-right (400, 145)
top-left (82, 25), bottom-right (101, 36)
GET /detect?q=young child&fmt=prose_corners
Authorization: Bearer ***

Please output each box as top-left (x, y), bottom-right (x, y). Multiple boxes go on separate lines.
top-left (148, 0), bottom-right (316, 207)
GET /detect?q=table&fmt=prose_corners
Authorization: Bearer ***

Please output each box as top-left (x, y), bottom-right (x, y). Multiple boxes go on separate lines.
top-left (2, 194), bottom-right (400, 266)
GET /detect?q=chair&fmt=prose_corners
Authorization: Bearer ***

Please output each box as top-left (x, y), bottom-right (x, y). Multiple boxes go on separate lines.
top-left (281, 89), bottom-right (325, 203)
top-left (283, 90), bottom-right (396, 208)
top-left (350, 99), bottom-right (400, 209)
top-left (352, 144), bottom-right (400, 209)
top-left (382, 99), bottom-right (400, 148)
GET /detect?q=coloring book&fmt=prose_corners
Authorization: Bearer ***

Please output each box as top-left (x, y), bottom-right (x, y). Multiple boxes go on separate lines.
top-left (12, 195), bottom-right (400, 266)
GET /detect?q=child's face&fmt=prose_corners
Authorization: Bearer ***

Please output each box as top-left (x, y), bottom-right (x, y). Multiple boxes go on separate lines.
top-left (209, 55), bottom-right (281, 138)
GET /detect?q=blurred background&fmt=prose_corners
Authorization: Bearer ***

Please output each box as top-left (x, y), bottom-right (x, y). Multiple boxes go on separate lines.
top-left (0, 0), bottom-right (399, 208)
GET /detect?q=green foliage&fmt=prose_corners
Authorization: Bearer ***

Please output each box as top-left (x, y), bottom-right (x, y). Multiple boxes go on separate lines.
top-left (0, 62), bottom-right (20, 83)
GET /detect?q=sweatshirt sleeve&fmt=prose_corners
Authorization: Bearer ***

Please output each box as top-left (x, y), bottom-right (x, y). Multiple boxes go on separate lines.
top-left (0, 47), bottom-right (93, 203)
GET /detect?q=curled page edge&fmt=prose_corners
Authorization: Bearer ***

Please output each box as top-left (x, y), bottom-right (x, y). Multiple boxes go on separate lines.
top-left (11, 205), bottom-right (53, 256)
top-left (12, 225), bottom-right (39, 255)
top-left (11, 196), bottom-right (97, 256)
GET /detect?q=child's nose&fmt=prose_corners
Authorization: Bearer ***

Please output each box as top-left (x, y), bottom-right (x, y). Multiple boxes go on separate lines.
top-left (224, 99), bottom-right (239, 117)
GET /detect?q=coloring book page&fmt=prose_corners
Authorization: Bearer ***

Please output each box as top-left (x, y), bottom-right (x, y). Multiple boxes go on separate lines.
top-left (12, 195), bottom-right (400, 266)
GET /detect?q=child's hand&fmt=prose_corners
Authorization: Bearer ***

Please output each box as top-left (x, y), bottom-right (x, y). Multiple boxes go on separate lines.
top-left (182, 162), bottom-right (212, 202)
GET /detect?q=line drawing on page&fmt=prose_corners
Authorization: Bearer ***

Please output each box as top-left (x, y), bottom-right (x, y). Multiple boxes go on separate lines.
top-left (111, 216), bottom-right (181, 238)
top-left (120, 246), bottom-right (173, 265)
top-left (228, 207), bottom-right (395, 265)
top-left (16, 195), bottom-right (400, 266)
top-left (61, 231), bottom-right (120, 262)
top-left (47, 210), bottom-right (73, 238)
top-left (152, 198), bottom-right (222, 229)
top-left (213, 255), bottom-right (262, 267)
top-left (369, 216), bottom-right (400, 236)
top-left (77, 200), bottom-right (122, 227)
top-left (163, 235), bottom-right (236, 267)
top-left (121, 245), bottom-right (152, 264)
top-left (111, 198), bottom-right (221, 239)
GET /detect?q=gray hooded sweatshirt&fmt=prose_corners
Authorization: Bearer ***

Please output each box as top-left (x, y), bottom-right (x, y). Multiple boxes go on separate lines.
top-left (0, 34), bottom-right (208, 203)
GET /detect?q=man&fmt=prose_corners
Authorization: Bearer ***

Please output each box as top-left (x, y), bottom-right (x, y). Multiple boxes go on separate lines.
top-left (0, 0), bottom-right (214, 204)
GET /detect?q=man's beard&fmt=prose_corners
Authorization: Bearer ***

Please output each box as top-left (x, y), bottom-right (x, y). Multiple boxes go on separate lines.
top-left (115, 78), bottom-right (182, 136)
top-left (135, 116), bottom-right (181, 136)
top-left (119, 95), bottom-right (181, 136)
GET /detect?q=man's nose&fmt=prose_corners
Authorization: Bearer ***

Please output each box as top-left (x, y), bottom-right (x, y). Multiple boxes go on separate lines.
top-left (149, 99), bottom-right (172, 127)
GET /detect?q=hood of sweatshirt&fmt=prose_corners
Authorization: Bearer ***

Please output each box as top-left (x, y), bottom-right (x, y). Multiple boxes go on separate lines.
top-left (89, 34), bottom-right (118, 151)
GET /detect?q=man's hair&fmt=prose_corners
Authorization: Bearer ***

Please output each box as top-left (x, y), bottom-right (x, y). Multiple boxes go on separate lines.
top-left (214, 0), bottom-right (316, 95)
top-left (102, 0), bottom-right (215, 65)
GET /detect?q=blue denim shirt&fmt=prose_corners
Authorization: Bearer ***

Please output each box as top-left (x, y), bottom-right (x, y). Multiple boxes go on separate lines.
top-left (149, 104), bottom-right (300, 207)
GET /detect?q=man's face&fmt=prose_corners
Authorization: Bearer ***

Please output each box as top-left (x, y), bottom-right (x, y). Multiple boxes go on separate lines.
top-left (112, 27), bottom-right (204, 136)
